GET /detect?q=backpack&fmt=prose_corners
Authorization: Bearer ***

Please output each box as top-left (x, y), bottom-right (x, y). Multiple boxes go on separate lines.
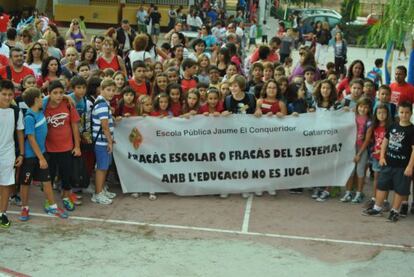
top-left (367, 69), bottom-right (381, 87)
top-left (11, 104), bottom-right (21, 154)
top-left (90, 98), bottom-right (110, 147)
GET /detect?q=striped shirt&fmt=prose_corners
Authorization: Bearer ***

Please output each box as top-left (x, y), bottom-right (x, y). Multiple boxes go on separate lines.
top-left (91, 95), bottom-right (114, 146)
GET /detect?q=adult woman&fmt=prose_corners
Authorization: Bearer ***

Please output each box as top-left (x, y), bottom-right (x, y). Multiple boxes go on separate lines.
top-left (289, 48), bottom-right (321, 82)
top-left (199, 25), bottom-right (217, 52)
top-left (43, 29), bottom-right (62, 59)
top-left (61, 46), bottom-right (78, 79)
top-left (25, 42), bottom-right (45, 78)
top-left (187, 10), bottom-right (203, 31)
top-left (20, 29), bottom-right (33, 52)
top-left (315, 21), bottom-right (331, 69)
top-left (80, 44), bottom-right (99, 72)
top-left (164, 22), bottom-right (183, 41)
top-left (144, 32), bottom-right (168, 62)
top-left (333, 32), bottom-right (347, 78)
top-left (96, 37), bottom-right (127, 76)
top-left (129, 34), bottom-right (152, 69)
top-left (92, 35), bottom-right (104, 55)
top-left (65, 18), bottom-right (86, 52)
top-left (337, 60), bottom-right (365, 99)
top-left (38, 56), bottom-right (62, 92)
top-left (170, 44), bottom-right (184, 68)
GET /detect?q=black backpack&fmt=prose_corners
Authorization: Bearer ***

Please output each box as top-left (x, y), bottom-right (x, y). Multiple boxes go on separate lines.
top-left (10, 104), bottom-right (21, 154)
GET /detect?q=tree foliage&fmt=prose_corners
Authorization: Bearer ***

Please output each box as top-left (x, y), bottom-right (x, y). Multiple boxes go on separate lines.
top-left (367, 0), bottom-right (414, 48)
top-left (288, 0), bottom-right (322, 8)
top-left (340, 0), bottom-right (360, 23)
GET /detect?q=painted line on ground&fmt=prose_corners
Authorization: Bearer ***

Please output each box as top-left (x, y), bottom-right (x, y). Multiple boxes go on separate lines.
top-left (0, 266), bottom-right (31, 277)
top-left (241, 195), bottom-right (254, 233)
top-left (7, 211), bottom-right (414, 251)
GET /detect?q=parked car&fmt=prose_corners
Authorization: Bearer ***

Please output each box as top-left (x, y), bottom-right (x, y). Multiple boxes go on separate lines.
top-left (292, 8), bottom-right (342, 19)
top-left (301, 14), bottom-right (343, 30)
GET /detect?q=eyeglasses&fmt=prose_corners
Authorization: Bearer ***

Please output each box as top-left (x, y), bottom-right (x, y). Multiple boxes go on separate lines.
top-left (32, 47), bottom-right (42, 51)
top-left (73, 22), bottom-right (79, 25)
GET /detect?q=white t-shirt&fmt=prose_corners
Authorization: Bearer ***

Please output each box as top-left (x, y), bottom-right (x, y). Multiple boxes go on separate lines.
top-left (25, 62), bottom-right (42, 78)
top-left (0, 108), bottom-right (24, 162)
top-left (129, 50), bottom-right (152, 69)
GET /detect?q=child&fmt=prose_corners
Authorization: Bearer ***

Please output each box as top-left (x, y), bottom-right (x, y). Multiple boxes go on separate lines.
top-left (208, 65), bottom-right (221, 89)
top-left (223, 74), bottom-right (256, 115)
top-left (274, 66), bottom-right (286, 82)
top-left (363, 102), bottom-right (414, 222)
top-left (363, 79), bottom-right (376, 103)
top-left (145, 63), bottom-right (155, 83)
top-left (77, 62), bottom-right (91, 81)
top-left (102, 68), bottom-right (115, 80)
top-left (312, 79), bottom-right (338, 112)
top-left (180, 58), bottom-right (198, 94)
top-left (197, 54), bottom-right (210, 84)
top-left (116, 86), bottom-right (139, 117)
top-left (277, 76), bottom-right (289, 104)
top-left (43, 80), bottom-right (81, 211)
top-left (0, 80), bottom-right (24, 227)
top-left (374, 85), bottom-right (397, 119)
top-left (166, 67), bottom-right (180, 84)
top-left (254, 79), bottom-right (287, 117)
top-left (248, 19), bottom-right (257, 49)
top-left (367, 58), bottom-right (383, 89)
top-left (197, 82), bottom-right (209, 105)
top-left (137, 95), bottom-right (153, 116)
top-left (129, 61), bottom-right (151, 96)
top-left (198, 88), bottom-right (224, 115)
top-left (152, 73), bottom-right (169, 98)
top-left (287, 81), bottom-right (308, 115)
top-left (303, 66), bottom-right (317, 108)
top-left (182, 88), bottom-right (200, 117)
top-left (20, 87), bottom-right (68, 221)
top-left (222, 62), bottom-right (238, 82)
top-left (15, 75), bottom-right (37, 116)
top-left (154, 62), bottom-right (164, 76)
top-left (283, 58), bottom-right (293, 77)
top-left (151, 93), bottom-right (172, 117)
top-left (341, 97), bottom-right (373, 203)
top-left (262, 62), bottom-right (274, 83)
top-left (342, 78), bottom-right (364, 110)
top-left (327, 72), bottom-right (338, 86)
top-left (248, 62), bottom-right (264, 96)
top-left (261, 20), bottom-right (270, 43)
top-left (111, 71), bottom-right (127, 112)
top-left (279, 28), bottom-right (295, 64)
top-left (91, 79), bottom-right (118, 205)
top-left (365, 104), bottom-right (391, 210)
top-left (167, 83), bottom-right (183, 117)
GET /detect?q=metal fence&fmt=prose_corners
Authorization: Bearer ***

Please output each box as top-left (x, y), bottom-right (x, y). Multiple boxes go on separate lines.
top-left (90, 0), bottom-right (120, 5)
top-left (125, 0), bottom-right (189, 6)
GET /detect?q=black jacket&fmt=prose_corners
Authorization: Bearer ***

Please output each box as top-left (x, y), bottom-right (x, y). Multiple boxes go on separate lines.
top-left (116, 27), bottom-right (137, 52)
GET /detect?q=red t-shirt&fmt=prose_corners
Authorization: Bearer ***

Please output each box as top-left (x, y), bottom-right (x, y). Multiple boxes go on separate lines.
top-left (116, 103), bottom-right (138, 117)
top-left (96, 55), bottom-right (121, 71)
top-left (128, 79), bottom-right (149, 96)
top-left (150, 110), bottom-right (169, 117)
top-left (0, 65), bottom-right (35, 84)
top-left (180, 77), bottom-right (197, 94)
top-left (0, 14), bottom-right (10, 32)
top-left (0, 54), bottom-right (8, 67)
top-left (390, 82), bottom-right (414, 105)
top-left (170, 102), bottom-right (182, 117)
top-left (198, 101), bottom-right (224, 113)
top-left (337, 78), bottom-right (351, 99)
top-left (260, 99), bottom-right (281, 114)
top-left (110, 93), bottom-right (123, 111)
top-left (250, 49), bottom-right (279, 63)
top-left (44, 100), bottom-right (80, 152)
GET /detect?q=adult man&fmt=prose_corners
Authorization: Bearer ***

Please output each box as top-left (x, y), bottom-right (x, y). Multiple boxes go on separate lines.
top-left (136, 6), bottom-right (148, 34)
top-left (0, 48), bottom-right (34, 88)
top-left (390, 66), bottom-right (414, 106)
top-left (249, 36), bottom-right (281, 63)
top-left (116, 19), bottom-right (137, 57)
top-left (0, 7), bottom-right (10, 43)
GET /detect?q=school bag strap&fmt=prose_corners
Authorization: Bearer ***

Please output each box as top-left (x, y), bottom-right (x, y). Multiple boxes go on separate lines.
top-left (91, 98), bottom-right (110, 145)
top-left (6, 66), bottom-right (12, 81)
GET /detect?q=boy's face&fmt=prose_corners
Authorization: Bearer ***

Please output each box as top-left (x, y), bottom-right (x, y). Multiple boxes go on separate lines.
top-left (78, 66), bottom-right (90, 79)
top-left (378, 89), bottom-right (391, 103)
top-left (0, 89), bottom-right (14, 107)
top-left (195, 43), bottom-right (205, 53)
top-left (199, 87), bottom-right (207, 100)
top-left (101, 85), bottom-right (116, 101)
top-left (253, 67), bottom-right (263, 79)
top-left (73, 85), bottom-right (87, 98)
top-left (304, 71), bottom-right (314, 83)
top-left (134, 67), bottom-right (146, 82)
top-left (350, 84), bottom-right (363, 98)
top-left (34, 95), bottom-right (43, 109)
top-left (398, 106), bottom-right (412, 123)
top-left (188, 65), bottom-right (198, 75)
top-left (49, 88), bottom-right (64, 104)
top-left (263, 68), bottom-right (273, 80)
top-left (230, 82), bottom-right (242, 96)
top-left (226, 65), bottom-right (237, 77)
top-left (209, 70), bottom-right (220, 83)
top-left (363, 82), bottom-right (374, 96)
top-left (167, 71), bottom-right (179, 83)
top-left (327, 74), bottom-right (337, 85)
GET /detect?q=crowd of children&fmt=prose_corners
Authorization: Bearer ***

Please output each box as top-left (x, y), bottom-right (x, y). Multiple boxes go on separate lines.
top-left (1, 6), bottom-right (414, 229)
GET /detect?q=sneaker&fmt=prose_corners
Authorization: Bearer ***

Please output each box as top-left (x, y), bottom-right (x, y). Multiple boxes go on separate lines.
top-left (340, 192), bottom-right (352, 202)
top-left (0, 214), bottom-right (11, 228)
top-left (383, 201), bottom-right (391, 212)
top-left (255, 191), bottom-right (263, 197)
top-left (268, 190), bottom-right (277, 196)
top-left (362, 208), bottom-right (383, 216)
top-left (103, 186), bottom-right (117, 199)
top-left (84, 184), bottom-right (96, 195)
top-left (411, 202), bottom-right (414, 215)
top-left (44, 202), bottom-right (68, 219)
top-left (19, 208), bottom-right (30, 221)
top-left (62, 198), bottom-right (75, 211)
top-left (316, 191), bottom-right (330, 202)
top-left (387, 210), bottom-right (399, 222)
top-left (241, 192), bottom-right (250, 199)
top-left (148, 193), bottom-right (157, 201)
top-left (400, 203), bottom-right (409, 218)
top-left (131, 193), bottom-right (140, 198)
top-left (9, 194), bottom-right (22, 206)
top-left (91, 192), bottom-right (112, 205)
top-left (351, 193), bottom-right (364, 204)
top-left (364, 198), bottom-right (375, 209)
top-left (69, 192), bottom-right (82, 206)
top-left (311, 188), bottom-right (320, 199)
top-left (289, 188), bottom-right (303, 194)
top-left (219, 194), bottom-right (229, 199)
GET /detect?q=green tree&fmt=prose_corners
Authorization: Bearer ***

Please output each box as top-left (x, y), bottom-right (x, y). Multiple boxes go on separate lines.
top-left (341, 0), bottom-right (360, 23)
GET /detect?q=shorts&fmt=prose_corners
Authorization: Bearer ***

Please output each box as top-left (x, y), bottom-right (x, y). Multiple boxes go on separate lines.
top-left (0, 160), bottom-right (16, 186)
top-left (353, 148), bottom-right (368, 178)
top-left (48, 151), bottom-right (73, 191)
top-left (20, 156), bottom-right (51, 185)
top-left (95, 145), bottom-right (112, 170)
top-left (151, 24), bottom-right (160, 35)
top-left (371, 158), bottom-right (381, 172)
top-left (377, 166), bottom-right (411, 196)
top-left (249, 38), bottom-right (256, 45)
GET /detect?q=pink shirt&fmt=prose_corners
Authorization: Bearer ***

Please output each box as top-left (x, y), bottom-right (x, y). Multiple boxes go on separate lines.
top-left (356, 115), bottom-right (370, 147)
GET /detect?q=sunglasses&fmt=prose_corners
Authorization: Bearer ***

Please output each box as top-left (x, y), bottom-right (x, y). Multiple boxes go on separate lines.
top-left (32, 47), bottom-right (42, 51)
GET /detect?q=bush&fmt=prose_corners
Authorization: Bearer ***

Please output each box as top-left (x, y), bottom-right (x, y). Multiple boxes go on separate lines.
top-left (342, 24), bottom-right (371, 45)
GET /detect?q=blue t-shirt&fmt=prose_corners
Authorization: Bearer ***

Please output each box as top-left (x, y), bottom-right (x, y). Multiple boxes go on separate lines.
top-left (69, 93), bottom-right (87, 117)
top-left (24, 109), bottom-right (48, 158)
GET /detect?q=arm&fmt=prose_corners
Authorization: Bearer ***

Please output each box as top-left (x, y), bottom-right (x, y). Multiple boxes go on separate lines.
top-left (15, 130), bottom-right (24, 167)
top-left (277, 101), bottom-right (288, 117)
top-left (101, 119), bottom-right (113, 153)
top-left (379, 137), bottom-right (389, 166)
top-left (117, 56), bottom-right (127, 76)
top-left (355, 126), bottom-right (373, 162)
top-left (28, 135), bottom-right (48, 169)
top-left (404, 146), bottom-right (414, 176)
top-left (156, 47), bottom-right (169, 60)
top-left (71, 122), bottom-right (81, 156)
top-left (254, 99), bottom-right (263, 117)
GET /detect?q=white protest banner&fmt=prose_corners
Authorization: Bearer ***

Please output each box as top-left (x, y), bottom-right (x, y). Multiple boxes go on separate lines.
top-left (113, 111), bottom-right (356, 195)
